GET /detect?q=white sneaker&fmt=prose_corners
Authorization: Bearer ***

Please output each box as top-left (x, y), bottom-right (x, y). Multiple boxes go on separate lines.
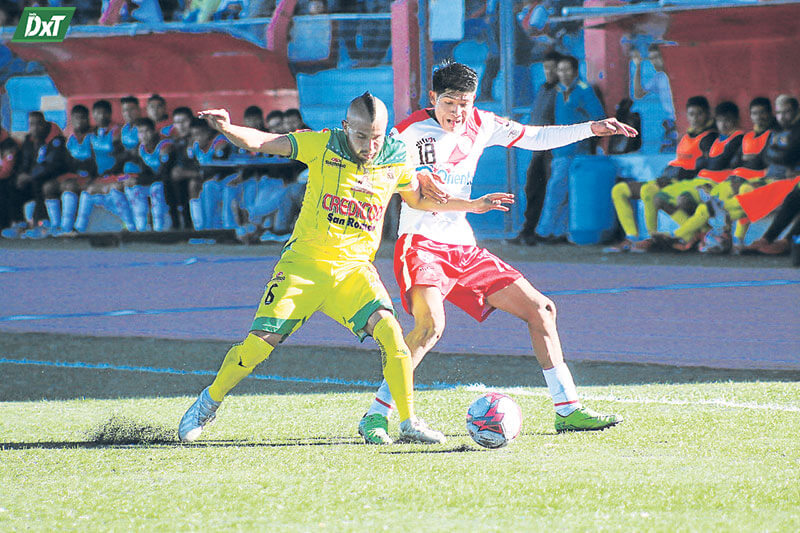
top-left (398, 418), bottom-right (446, 444)
top-left (178, 387), bottom-right (220, 442)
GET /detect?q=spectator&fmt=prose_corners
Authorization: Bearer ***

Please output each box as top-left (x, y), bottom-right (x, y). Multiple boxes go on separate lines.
top-left (0, 133), bottom-right (19, 232)
top-left (11, 112), bottom-right (69, 236)
top-left (112, 117), bottom-right (175, 231)
top-left (632, 44), bottom-right (677, 152)
top-left (607, 98), bottom-right (641, 155)
top-left (120, 95), bottom-right (142, 156)
top-left (535, 54), bottom-right (605, 243)
top-left (165, 106), bottom-right (194, 228)
top-left (147, 94), bottom-right (171, 135)
top-left (265, 110), bottom-right (285, 133)
top-left (59, 104), bottom-right (98, 234)
top-left (89, 99), bottom-right (121, 176)
top-left (283, 108), bottom-right (309, 133)
top-left (605, 96), bottom-right (716, 252)
top-left (513, 50), bottom-right (561, 246)
top-left (182, 117), bottom-right (232, 230)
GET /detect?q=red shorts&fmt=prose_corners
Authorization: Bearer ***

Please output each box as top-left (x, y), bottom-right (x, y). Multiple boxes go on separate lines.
top-left (394, 234), bottom-right (522, 322)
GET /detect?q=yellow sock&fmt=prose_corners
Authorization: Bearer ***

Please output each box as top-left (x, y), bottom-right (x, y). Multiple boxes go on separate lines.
top-left (373, 316), bottom-right (414, 422)
top-left (640, 181), bottom-right (661, 235)
top-left (208, 334), bottom-right (274, 402)
top-left (734, 220), bottom-right (750, 241)
top-left (675, 203), bottom-right (710, 241)
top-left (670, 209), bottom-right (689, 226)
top-left (611, 182), bottom-right (638, 238)
top-left (713, 181), bottom-right (735, 203)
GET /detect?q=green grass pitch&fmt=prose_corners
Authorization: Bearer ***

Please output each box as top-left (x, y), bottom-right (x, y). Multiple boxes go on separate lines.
top-left (1, 333), bottom-right (798, 531)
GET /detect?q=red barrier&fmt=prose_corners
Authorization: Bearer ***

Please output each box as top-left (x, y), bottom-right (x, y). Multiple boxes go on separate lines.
top-left (8, 32), bottom-right (299, 124)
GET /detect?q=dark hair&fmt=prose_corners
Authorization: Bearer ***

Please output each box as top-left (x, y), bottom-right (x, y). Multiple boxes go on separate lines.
top-left (92, 100), bottom-right (112, 112)
top-left (432, 61), bottom-right (479, 94)
top-left (285, 108), bottom-right (303, 118)
top-left (350, 92), bottom-right (377, 121)
top-left (120, 95), bottom-right (139, 106)
top-left (266, 110), bottom-right (284, 122)
top-left (749, 96), bottom-right (771, 114)
top-left (784, 97), bottom-right (800, 113)
top-left (0, 138), bottom-right (18, 152)
top-left (190, 117), bottom-right (210, 130)
top-left (134, 117), bottom-right (156, 131)
top-left (244, 105), bottom-right (264, 119)
top-left (558, 55), bottom-right (580, 72)
top-left (29, 111), bottom-right (45, 121)
top-left (647, 43), bottom-right (661, 54)
top-left (543, 51), bottom-right (562, 63)
top-left (686, 96), bottom-right (710, 112)
top-left (148, 94), bottom-right (166, 104)
top-left (715, 101), bottom-right (739, 121)
top-left (71, 104), bottom-right (89, 116)
top-left (172, 106), bottom-right (193, 119)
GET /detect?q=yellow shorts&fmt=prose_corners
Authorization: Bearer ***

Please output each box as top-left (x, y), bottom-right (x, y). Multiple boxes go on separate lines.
top-left (250, 250), bottom-right (395, 342)
top-left (658, 177), bottom-right (714, 204)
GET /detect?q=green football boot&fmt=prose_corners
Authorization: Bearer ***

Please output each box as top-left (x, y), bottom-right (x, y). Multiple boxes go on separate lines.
top-left (555, 407), bottom-right (623, 433)
top-left (358, 413), bottom-right (393, 445)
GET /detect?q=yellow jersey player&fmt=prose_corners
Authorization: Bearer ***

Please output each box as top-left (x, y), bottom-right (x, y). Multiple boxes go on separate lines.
top-left (178, 92), bottom-right (514, 444)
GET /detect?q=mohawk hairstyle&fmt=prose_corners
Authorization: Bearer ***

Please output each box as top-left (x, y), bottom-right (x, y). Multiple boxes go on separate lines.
top-left (352, 91), bottom-right (377, 121)
top-left (432, 60), bottom-right (478, 94)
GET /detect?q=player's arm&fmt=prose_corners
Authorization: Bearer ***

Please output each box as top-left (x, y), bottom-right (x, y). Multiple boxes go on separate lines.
top-left (198, 109), bottom-right (292, 157)
top-left (399, 185), bottom-right (513, 214)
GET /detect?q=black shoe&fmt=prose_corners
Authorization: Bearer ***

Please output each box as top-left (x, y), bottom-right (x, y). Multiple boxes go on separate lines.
top-left (509, 233), bottom-right (538, 246)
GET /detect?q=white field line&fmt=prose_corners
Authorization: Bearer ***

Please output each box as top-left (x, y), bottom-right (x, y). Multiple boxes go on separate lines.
top-left (464, 384), bottom-right (800, 413)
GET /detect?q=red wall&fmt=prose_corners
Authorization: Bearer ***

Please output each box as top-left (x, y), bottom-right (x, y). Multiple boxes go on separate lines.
top-left (585, 3), bottom-right (800, 132)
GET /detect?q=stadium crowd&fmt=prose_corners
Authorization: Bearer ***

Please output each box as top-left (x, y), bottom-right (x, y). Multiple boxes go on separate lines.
top-left (0, 94), bottom-right (309, 243)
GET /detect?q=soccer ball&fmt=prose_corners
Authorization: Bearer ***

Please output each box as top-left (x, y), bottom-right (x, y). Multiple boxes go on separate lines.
top-left (466, 392), bottom-right (522, 449)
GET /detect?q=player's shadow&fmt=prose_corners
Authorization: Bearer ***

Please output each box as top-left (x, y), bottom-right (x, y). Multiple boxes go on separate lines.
top-left (0, 436), bottom-right (376, 450)
top-left (380, 443), bottom-right (480, 454)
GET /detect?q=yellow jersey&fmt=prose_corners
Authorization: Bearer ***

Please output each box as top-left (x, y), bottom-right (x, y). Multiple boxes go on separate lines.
top-left (284, 129), bottom-right (417, 262)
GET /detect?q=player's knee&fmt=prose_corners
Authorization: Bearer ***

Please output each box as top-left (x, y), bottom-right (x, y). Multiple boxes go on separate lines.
top-left (237, 333), bottom-right (273, 368)
top-left (413, 314), bottom-right (445, 348)
top-left (640, 182), bottom-right (660, 203)
top-left (524, 298), bottom-right (557, 331)
top-left (694, 203), bottom-right (710, 222)
top-left (676, 192), bottom-right (697, 214)
top-left (611, 181), bottom-right (630, 203)
top-left (652, 192), bottom-right (672, 212)
top-left (42, 180), bottom-right (59, 198)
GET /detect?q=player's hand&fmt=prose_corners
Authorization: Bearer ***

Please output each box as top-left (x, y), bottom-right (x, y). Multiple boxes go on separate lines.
top-left (417, 169), bottom-right (450, 204)
top-left (198, 109), bottom-right (231, 132)
top-left (591, 118), bottom-right (639, 138)
top-left (472, 192), bottom-right (514, 213)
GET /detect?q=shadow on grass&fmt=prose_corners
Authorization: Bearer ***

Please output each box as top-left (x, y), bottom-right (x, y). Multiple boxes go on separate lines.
top-left (380, 443), bottom-right (480, 454)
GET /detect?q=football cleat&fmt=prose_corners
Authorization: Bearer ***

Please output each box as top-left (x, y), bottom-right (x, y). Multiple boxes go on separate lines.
top-left (178, 387), bottom-right (220, 442)
top-left (555, 407), bottom-right (623, 433)
top-left (398, 418), bottom-right (446, 444)
top-left (602, 238), bottom-right (636, 253)
top-left (358, 413), bottom-right (393, 445)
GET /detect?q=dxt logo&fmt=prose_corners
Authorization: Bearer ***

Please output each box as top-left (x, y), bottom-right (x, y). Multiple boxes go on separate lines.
top-left (12, 7), bottom-right (75, 43)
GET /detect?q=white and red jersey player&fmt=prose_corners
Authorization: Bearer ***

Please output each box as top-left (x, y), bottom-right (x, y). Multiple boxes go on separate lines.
top-left (389, 107), bottom-right (595, 320)
top-left (391, 107), bottom-right (595, 246)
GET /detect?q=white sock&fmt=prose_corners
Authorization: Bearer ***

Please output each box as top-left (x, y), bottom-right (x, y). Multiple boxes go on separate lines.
top-left (365, 380), bottom-right (395, 418)
top-left (543, 363), bottom-right (581, 416)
